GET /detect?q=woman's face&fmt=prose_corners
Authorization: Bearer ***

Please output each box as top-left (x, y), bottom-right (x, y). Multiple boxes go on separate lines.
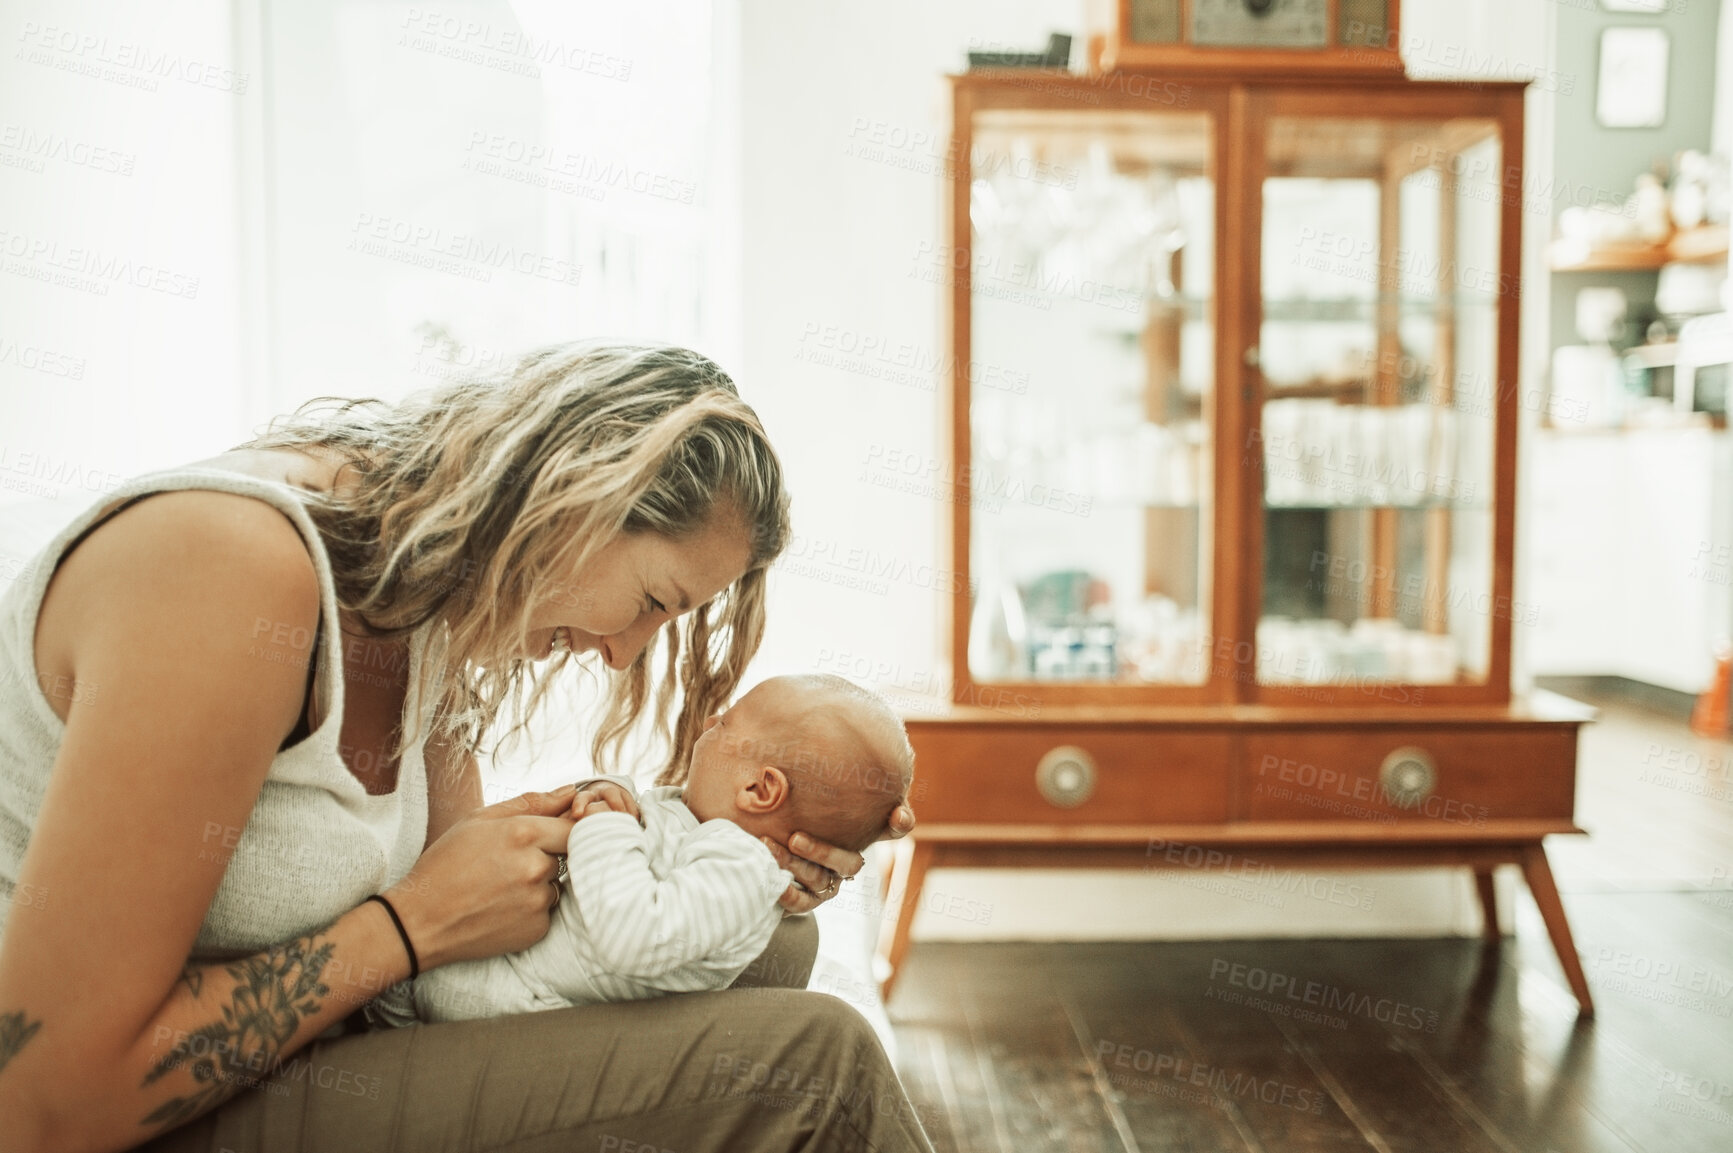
top-left (522, 509), bottom-right (753, 668)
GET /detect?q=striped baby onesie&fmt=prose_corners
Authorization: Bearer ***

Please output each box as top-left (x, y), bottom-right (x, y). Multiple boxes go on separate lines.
top-left (391, 784), bottom-right (794, 1024)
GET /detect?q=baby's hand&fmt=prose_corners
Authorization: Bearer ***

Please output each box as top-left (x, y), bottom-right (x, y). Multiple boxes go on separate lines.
top-left (566, 779), bottom-right (643, 824)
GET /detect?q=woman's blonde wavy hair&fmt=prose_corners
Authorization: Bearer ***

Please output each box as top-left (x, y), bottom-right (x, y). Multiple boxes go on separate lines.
top-left (237, 341), bottom-right (790, 786)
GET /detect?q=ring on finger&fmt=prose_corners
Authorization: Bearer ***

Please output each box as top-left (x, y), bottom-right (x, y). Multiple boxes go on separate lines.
top-left (555, 854), bottom-right (569, 884)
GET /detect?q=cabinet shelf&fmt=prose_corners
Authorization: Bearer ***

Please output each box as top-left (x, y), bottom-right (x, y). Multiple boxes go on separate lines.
top-left (1265, 500), bottom-right (1488, 511)
top-left (1089, 501), bottom-right (1203, 511)
top-left (1266, 377), bottom-right (1369, 398)
top-left (1095, 291), bottom-right (1496, 334)
top-left (1549, 225), bottom-right (1729, 272)
top-left (1261, 294), bottom-right (1499, 322)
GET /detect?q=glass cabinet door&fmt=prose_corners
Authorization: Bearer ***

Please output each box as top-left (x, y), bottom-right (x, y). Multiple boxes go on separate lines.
top-left (1254, 114), bottom-right (1504, 692)
top-left (966, 107), bottom-right (1216, 687)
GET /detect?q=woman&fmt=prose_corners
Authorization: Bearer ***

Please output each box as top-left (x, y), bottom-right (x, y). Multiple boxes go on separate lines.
top-left (0, 343), bottom-right (929, 1152)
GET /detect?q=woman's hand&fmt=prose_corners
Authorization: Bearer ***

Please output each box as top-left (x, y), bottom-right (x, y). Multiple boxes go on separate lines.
top-left (762, 799), bottom-right (917, 914)
top-left (383, 786), bottom-right (579, 969)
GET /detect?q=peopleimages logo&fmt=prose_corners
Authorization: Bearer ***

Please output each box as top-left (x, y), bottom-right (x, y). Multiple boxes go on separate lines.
top-left (0, 227), bottom-right (201, 299)
top-left (860, 444), bottom-right (1094, 518)
top-left (14, 21), bottom-right (250, 93)
top-left (1208, 959), bottom-right (1440, 1032)
top-left (1094, 1040), bottom-right (1325, 1115)
top-left (396, 8), bottom-right (632, 81)
top-left (0, 336), bottom-right (85, 380)
top-left (345, 212), bottom-right (581, 286)
top-left (0, 124), bottom-right (135, 175)
top-left (0, 445), bottom-right (125, 495)
top-left (795, 322), bottom-right (1030, 395)
top-left (911, 241), bottom-right (1144, 314)
top-left (1145, 839), bottom-right (1377, 911)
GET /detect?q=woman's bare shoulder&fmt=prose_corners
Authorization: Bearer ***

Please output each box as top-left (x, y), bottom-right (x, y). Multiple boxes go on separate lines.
top-left (57, 482), bottom-right (322, 602)
top-left (185, 445), bottom-right (345, 491)
top-left (34, 481), bottom-right (324, 725)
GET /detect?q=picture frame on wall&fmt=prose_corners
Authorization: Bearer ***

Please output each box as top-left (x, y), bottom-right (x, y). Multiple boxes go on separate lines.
top-left (1596, 27), bottom-right (1670, 128)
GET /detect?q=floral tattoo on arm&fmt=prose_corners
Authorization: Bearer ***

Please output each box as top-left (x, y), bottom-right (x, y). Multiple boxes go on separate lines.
top-left (0, 1009), bottom-right (43, 1076)
top-left (140, 930), bottom-right (337, 1131)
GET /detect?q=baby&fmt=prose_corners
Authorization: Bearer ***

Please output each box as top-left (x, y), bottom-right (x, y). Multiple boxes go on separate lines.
top-left (371, 674), bottom-right (913, 1026)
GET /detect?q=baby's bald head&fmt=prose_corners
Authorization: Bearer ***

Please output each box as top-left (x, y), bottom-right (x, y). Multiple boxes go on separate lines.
top-left (684, 674), bottom-right (914, 853)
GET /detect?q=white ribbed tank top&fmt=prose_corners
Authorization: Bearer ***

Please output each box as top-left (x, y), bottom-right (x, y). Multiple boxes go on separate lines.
top-left (0, 467), bottom-right (432, 957)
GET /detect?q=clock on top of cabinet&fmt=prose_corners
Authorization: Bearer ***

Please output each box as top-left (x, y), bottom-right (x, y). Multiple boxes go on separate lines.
top-left (1086, 0), bottom-right (1403, 75)
top-left (877, 63), bottom-right (1601, 1021)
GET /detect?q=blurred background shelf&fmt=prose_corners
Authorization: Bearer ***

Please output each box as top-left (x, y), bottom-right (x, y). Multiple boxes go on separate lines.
top-left (1549, 224), bottom-right (1729, 272)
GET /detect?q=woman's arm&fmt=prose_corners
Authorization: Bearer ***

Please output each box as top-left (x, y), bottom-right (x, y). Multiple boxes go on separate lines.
top-left (0, 494), bottom-right (572, 1153)
top-left (423, 704), bottom-right (484, 847)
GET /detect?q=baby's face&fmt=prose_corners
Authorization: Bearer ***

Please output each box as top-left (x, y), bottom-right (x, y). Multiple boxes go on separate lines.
top-left (682, 687), bottom-right (778, 828)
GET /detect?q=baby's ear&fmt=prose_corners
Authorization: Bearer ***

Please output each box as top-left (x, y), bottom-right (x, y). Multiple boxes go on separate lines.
top-left (738, 764), bottom-right (789, 813)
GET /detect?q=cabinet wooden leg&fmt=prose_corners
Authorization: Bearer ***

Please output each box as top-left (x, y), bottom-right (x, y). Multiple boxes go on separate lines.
top-left (1474, 866), bottom-right (1501, 939)
top-left (1519, 844), bottom-right (1595, 1018)
top-left (877, 838), bottom-right (934, 1002)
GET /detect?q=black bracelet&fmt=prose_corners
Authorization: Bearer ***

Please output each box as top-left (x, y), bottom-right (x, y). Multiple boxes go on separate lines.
top-left (364, 894), bottom-right (419, 980)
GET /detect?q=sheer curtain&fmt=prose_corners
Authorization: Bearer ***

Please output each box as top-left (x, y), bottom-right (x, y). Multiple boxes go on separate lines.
top-left (0, 0), bottom-right (734, 785)
top-left (247, 0), bottom-right (732, 785)
top-left (252, 0), bottom-right (729, 427)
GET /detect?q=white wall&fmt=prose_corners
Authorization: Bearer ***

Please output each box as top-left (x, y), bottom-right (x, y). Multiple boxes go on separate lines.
top-left (733, 0), bottom-right (1557, 941)
top-left (734, 0), bottom-right (1081, 702)
top-left (1720, 0), bottom-right (1733, 157)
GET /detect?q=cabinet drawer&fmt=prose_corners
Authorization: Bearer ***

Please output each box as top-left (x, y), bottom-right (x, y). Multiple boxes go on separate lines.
top-left (907, 726), bottom-right (1232, 825)
top-left (1242, 728), bottom-right (1577, 825)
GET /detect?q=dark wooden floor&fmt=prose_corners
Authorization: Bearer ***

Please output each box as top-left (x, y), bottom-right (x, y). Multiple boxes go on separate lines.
top-left (887, 685), bottom-right (1733, 1152)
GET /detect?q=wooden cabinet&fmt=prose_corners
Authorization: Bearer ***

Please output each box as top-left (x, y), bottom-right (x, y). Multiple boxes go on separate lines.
top-left (880, 67), bottom-right (1598, 1016)
top-left (1238, 725), bottom-right (1578, 824)
top-left (911, 723), bottom-right (1235, 826)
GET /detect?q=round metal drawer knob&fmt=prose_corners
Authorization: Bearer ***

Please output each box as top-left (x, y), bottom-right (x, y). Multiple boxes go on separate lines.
top-left (1036, 745), bottom-right (1097, 808)
top-left (1379, 746), bottom-right (1438, 809)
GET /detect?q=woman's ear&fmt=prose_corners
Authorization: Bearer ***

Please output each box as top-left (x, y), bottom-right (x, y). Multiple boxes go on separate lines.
top-left (737, 765), bottom-right (789, 814)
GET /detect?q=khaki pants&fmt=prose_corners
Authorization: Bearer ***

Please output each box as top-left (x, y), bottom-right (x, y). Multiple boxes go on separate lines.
top-left (134, 918), bottom-right (934, 1153)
